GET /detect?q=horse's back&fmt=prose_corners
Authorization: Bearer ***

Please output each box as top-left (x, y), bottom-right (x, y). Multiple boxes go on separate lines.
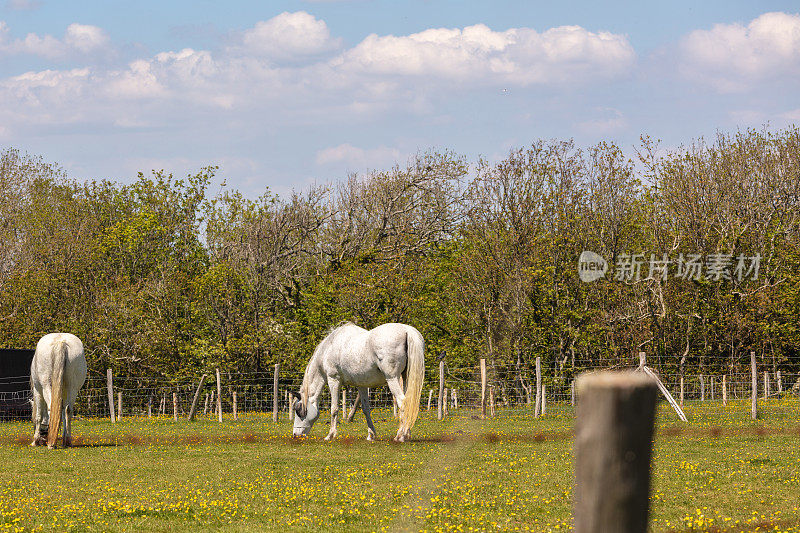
top-left (31, 333), bottom-right (87, 393)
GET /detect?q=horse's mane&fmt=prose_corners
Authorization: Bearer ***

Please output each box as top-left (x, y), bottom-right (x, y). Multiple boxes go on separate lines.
top-left (300, 321), bottom-right (356, 408)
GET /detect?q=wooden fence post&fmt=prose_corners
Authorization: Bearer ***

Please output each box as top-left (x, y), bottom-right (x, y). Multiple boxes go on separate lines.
top-left (722, 375), bottom-right (727, 407)
top-left (764, 371), bottom-right (770, 400)
top-left (203, 393), bottom-right (209, 415)
top-left (427, 389), bottom-right (433, 411)
top-left (541, 385), bottom-right (546, 416)
top-left (777, 371), bottom-right (783, 395)
top-left (443, 388), bottom-right (449, 417)
top-left (117, 391), bottom-right (122, 420)
top-left (574, 372), bottom-right (657, 533)
top-left (342, 389), bottom-right (347, 423)
top-left (187, 374), bottom-right (207, 421)
top-left (216, 368), bottom-right (223, 422)
top-left (679, 375), bottom-right (684, 408)
top-left (273, 363), bottom-right (280, 423)
top-left (437, 361), bottom-right (445, 421)
top-left (710, 376), bottom-right (714, 400)
top-left (489, 385), bottom-right (495, 417)
top-left (700, 374), bottom-right (705, 402)
top-left (453, 388), bottom-right (458, 409)
top-left (106, 368), bottom-right (115, 424)
top-left (148, 396), bottom-right (152, 419)
top-left (751, 351), bottom-right (758, 420)
top-left (233, 391), bottom-right (238, 421)
top-left (534, 356), bottom-right (542, 418)
top-left (480, 358), bottom-right (487, 419)
top-left (173, 392), bottom-right (178, 421)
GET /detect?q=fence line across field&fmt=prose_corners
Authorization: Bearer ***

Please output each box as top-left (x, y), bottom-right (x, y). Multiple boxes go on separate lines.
top-left (2, 352), bottom-right (800, 423)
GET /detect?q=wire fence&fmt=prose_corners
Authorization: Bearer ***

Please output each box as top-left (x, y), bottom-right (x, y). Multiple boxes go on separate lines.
top-left (3, 358), bottom-right (800, 422)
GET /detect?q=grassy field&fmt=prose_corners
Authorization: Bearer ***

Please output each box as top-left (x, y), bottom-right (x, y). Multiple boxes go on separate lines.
top-left (1, 399), bottom-right (799, 532)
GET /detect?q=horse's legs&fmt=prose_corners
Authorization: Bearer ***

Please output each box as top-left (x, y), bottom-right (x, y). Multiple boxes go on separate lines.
top-left (31, 389), bottom-right (45, 446)
top-left (386, 377), bottom-right (408, 441)
top-left (347, 391), bottom-right (361, 422)
top-left (63, 404), bottom-right (73, 447)
top-left (325, 378), bottom-right (341, 441)
top-left (358, 387), bottom-right (377, 441)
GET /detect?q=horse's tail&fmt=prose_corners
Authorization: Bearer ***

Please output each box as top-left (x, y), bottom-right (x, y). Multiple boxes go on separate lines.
top-left (401, 327), bottom-right (425, 433)
top-left (46, 340), bottom-right (68, 449)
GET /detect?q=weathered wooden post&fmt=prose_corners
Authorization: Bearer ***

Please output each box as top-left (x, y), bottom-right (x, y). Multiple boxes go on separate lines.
top-left (216, 368), bottom-right (223, 422)
top-left (453, 388), bottom-right (458, 410)
top-left (751, 351), bottom-right (758, 420)
top-left (710, 376), bottom-right (714, 400)
top-left (187, 374), bottom-right (207, 421)
top-left (571, 380), bottom-right (575, 407)
top-left (489, 385), bottom-right (495, 417)
top-left (148, 396), bottom-right (152, 419)
top-left (764, 371), bottom-right (770, 400)
top-left (233, 391), bottom-right (238, 421)
top-left (203, 393), bottom-right (209, 415)
top-left (117, 391), bottom-right (122, 420)
top-left (173, 392), bottom-right (178, 421)
top-left (443, 388), bottom-right (449, 417)
top-left (273, 363), bottom-right (280, 423)
top-left (700, 374), bottom-right (705, 402)
top-left (106, 368), bottom-right (115, 424)
top-left (480, 358), bottom-right (487, 419)
top-left (541, 384), bottom-right (546, 416)
top-left (722, 375), bottom-right (727, 407)
top-left (679, 374), bottom-right (684, 408)
top-left (574, 372), bottom-right (657, 533)
top-left (534, 356), bottom-right (542, 418)
top-left (777, 371), bottom-right (783, 395)
top-left (437, 360), bottom-right (445, 420)
top-left (427, 389), bottom-right (433, 411)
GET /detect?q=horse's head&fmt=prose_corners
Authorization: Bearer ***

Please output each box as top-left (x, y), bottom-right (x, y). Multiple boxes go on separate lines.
top-left (291, 392), bottom-right (319, 437)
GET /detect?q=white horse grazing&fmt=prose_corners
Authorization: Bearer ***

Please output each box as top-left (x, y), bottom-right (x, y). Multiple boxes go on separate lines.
top-left (292, 322), bottom-right (424, 442)
top-left (30, 333), bottom-right (87, 449)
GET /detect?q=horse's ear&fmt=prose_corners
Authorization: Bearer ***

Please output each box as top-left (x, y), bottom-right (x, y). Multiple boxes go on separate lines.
top-left (291, 391), bottom-right (302, 401)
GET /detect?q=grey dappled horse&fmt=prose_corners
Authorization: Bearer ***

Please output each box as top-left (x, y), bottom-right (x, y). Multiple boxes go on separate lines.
top-left (292, 322), bottom-right (425, 442)
top-left (30, 333), bottom-right (87, 449)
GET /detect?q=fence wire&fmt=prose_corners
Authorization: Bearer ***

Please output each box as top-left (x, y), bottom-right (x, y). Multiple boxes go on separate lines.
top-left (3, 360), bottom-right (799, 422)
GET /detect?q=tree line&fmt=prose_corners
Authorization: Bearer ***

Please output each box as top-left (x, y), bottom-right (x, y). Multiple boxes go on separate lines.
top-left (1, 127), bottom-right (799, 384)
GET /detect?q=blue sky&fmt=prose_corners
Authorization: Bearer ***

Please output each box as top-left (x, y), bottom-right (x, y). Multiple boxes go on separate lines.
top-left (1, 1), bottom-right (799, 196)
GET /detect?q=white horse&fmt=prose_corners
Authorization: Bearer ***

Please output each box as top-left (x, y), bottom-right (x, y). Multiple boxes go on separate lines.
top-left (30, 333), bottom-right (87, 449)
top-left (292, 322), bottom-right (425, 442)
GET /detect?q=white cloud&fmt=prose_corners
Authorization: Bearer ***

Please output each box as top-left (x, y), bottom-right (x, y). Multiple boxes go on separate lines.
top-left (241, 11), bottom-right (341, 61)
top-left (332, 23), bottom-right (635, 85)
top-left (679, 12), bottom-right (800, 91)
top-left (5, 0), bottom-right (41, 11)
top-left (316, 143), bottom-right (401, 169)
top-left (64, 23), bottom-right (110, 53)
top-left (0, 17), bottom-right (637, 137)
top-left (0, 20), bottom-right (110, 59)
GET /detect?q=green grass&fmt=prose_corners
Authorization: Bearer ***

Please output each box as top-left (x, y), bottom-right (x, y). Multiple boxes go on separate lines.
top-left (1, 399), bottom-right (799, 532)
